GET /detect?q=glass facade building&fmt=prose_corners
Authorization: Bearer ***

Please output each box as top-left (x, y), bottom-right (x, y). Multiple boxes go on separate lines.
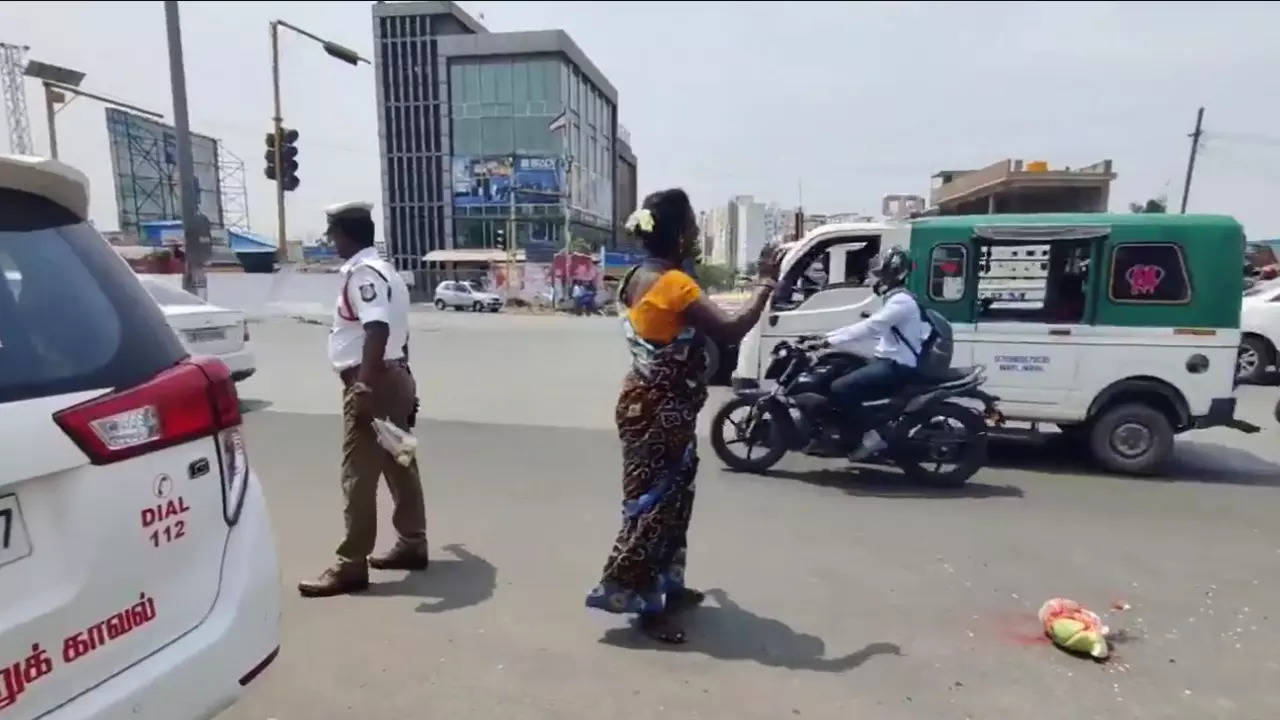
top-left (373, 2), bottom-right (620, 291)
top-left (447, 54), bottom-right (615, 253)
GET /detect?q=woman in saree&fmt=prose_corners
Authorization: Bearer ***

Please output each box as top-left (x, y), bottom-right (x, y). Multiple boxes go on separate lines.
top-left (586, 188), bottom-right (782, 643)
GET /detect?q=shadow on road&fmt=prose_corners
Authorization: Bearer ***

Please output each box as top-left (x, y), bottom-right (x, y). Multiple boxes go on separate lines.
top-left (599, 588), bottom-right (902, 672)
top-left (363, 543), bottom-right (497, 613)
top-left (988, 436), bottom-right (1280, 487)
top-left (757, 466), bottom-right (1025, 500)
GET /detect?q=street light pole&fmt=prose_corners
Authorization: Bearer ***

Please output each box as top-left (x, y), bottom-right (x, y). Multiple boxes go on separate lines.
top-left (556, 126), bottom-right (573, 307)
top-left (163, 0), bottom-right (205, 297)
top-left (40, 80), bottom-right (164, 161)
top-left (267, 19), bottom-right (369, 265)
top-left (43, 85), bottom-right (57, 158)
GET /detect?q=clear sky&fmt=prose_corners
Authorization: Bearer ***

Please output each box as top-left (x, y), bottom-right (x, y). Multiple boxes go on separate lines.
top-left (3, 1), bottom-right (1278, 240)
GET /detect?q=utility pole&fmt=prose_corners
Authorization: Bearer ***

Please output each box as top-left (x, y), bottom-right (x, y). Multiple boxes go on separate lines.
top-left (270, 21), bottom-right (286, 264)
top-left (507, 161), bottom-right (515, 302)
top-left (1180, 106), bottom-right (1204, 214)
top-left (164, 1), bottom-right (205, 297)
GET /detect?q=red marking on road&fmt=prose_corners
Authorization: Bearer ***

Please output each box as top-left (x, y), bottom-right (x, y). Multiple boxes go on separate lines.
top-left (985, 609), bottom-right (1051, 648)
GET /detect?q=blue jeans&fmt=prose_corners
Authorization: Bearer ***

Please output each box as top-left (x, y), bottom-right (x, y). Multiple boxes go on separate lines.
top-left (829, 357), bottom-right (917, 431)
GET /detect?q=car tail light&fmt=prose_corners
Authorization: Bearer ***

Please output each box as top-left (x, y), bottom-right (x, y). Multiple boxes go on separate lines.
top-left (217, 426), bottom-right (249, 525)
top-left (54, 356), bottom-right (241, 465)
top-left (243, 321), bottom-right (250, 342)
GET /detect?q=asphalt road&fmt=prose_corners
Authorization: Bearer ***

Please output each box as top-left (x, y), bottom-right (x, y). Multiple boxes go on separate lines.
top-left (223, 312), bottom-right (1280, 720)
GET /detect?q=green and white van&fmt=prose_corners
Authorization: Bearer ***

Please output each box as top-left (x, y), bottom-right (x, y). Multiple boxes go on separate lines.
top-left (729, 213), bottom-right (1260, 474)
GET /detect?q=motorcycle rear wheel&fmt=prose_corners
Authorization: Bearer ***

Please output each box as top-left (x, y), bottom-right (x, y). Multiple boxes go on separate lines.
top-left (711, 396), bottom-right (787, 473)
top-left (891, 402), bottom-right (988, 486)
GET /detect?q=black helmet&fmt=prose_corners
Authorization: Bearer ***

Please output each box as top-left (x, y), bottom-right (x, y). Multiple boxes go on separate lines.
top-left (872, 246), bottom-right (913, 287)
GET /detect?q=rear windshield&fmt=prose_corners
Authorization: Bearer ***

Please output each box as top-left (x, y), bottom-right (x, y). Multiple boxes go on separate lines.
top-left (0, 189), bottom-right (187, 404)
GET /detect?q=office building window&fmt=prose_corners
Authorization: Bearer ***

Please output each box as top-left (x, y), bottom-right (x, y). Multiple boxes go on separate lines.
top-left (479, 117), bottom-right (514, 155)
top-left (515, 117), bottom-right (555, 155)
top-left (543, 59), bottom-right (562, 105)
top-left (479, 63), bottom-right (498, 103)
top-left (512, 61), bottom-right (530, 103)
top-left (450, 64), bottom-right (464, 101)
top-left (454, 218), bottom-right (487, 249)
top-left (463, 64), bottom-right (480, 103)
top-left (453, 118), bottom-right (481, 155)
top-left (493, 62), bottom-right (512, 103)
top-left (558, 63), bottom-right (569, 109)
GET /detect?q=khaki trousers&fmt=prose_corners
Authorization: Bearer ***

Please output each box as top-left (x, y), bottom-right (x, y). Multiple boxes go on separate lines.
top-left (335, 363), bottom-right (427, 568)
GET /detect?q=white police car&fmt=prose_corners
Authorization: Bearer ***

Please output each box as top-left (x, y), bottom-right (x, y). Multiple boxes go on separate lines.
top-left (0, 156), bottom-right (280, 719)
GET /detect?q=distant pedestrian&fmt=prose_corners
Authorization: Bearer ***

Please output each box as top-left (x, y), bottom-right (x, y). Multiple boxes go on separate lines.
top-left (299, 201), bottom-right (429, 598)
top-left (585, 189), bottom-right (782, 642)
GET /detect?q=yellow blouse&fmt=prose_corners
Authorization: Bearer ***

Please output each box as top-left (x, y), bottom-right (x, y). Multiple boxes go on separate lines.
top-left (626, 270), bottom-right (702, 343)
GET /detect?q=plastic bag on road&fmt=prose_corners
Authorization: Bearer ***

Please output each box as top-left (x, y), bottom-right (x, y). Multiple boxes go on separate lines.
top-left (371, 418), bottom-right (418, 467)
top-left (1038, 597), bottom-right (1109, 659)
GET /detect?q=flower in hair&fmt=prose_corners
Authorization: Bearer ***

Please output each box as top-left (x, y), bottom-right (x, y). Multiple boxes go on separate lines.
top-left (624, 208), bottom-right (655, 234)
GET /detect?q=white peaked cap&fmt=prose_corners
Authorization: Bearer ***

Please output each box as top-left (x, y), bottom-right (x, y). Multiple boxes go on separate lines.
top-left (325, 200), bottom-right (373, 219)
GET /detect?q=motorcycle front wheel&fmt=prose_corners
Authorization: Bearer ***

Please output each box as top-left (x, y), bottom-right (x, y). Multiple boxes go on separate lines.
top-left (891, 402), bottom-right (988, 486)
top-left (711, 396), bottom-right (787, 473)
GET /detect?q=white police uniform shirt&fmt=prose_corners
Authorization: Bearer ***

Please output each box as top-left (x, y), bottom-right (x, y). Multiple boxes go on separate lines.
top-left (824, 290), bottom-right (930, 368)
top-left (327, 246), bottom-right (410, 372)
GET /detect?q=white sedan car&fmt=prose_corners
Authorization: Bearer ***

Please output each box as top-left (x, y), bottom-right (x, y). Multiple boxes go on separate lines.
top-left (139, 278), bottom-right (256, 382)
top-left (1239, 278), bottom-right (1280, 383)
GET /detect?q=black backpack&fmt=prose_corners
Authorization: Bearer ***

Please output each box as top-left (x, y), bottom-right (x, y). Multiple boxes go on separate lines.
top-left (885, 289), bottom-right (954, 379)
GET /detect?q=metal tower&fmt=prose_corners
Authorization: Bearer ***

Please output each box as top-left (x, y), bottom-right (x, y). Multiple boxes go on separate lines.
top-left (217, 147), bottom-right (250, 231)
top-left (0, 43), bottom-right (34, 155)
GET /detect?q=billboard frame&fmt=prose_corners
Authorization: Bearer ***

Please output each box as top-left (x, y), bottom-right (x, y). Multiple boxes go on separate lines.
top-left (105, 107), bottom-right (225, 234)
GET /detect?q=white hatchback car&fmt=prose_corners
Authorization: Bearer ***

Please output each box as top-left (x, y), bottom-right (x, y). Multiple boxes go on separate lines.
top-left (139, 277), bottom-right (256, 382)
top-left (433, 280), bottom-right (503, 312)
top-left (0, 156), bottom-right (280, 720)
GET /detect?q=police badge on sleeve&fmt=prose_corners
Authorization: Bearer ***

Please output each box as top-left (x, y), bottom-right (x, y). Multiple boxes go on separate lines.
top-left (358, 283), bottom-right (377, 302)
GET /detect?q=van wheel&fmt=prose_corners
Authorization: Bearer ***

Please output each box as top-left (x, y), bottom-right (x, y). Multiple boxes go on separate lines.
top-left (1089, 403), bottom-right (1173, 475)
top-left (1236, 336), bottom-right (1272, 384)
top-left (434, 299), bottom-right (446, 310)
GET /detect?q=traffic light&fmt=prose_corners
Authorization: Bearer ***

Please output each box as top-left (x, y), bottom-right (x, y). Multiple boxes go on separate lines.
top-left (264, 128), bottom-right (300, 191)
top-left (493, 225), bottom-right (506, 251)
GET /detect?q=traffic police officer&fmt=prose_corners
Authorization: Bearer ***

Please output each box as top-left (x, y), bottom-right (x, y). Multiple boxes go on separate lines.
top-left (299, 201), bottom-right (429, 597)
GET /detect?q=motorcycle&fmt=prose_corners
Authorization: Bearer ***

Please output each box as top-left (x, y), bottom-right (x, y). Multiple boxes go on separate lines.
top-left (710, 337), bottom-right (1001, 486)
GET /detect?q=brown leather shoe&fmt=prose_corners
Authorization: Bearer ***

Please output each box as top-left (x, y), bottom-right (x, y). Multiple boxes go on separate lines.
top-left (368, 542), bottom-right (429, 571)
top-left (298, 565), bottom-right (369, 597)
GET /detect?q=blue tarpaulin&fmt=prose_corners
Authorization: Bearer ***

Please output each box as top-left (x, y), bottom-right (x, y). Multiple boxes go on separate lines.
top-left (227, 229), bottom-right (276, 253)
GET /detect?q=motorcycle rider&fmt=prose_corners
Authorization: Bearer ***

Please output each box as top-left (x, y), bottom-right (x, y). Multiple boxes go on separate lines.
top-left (819, 246), bottom-right (929, 461)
